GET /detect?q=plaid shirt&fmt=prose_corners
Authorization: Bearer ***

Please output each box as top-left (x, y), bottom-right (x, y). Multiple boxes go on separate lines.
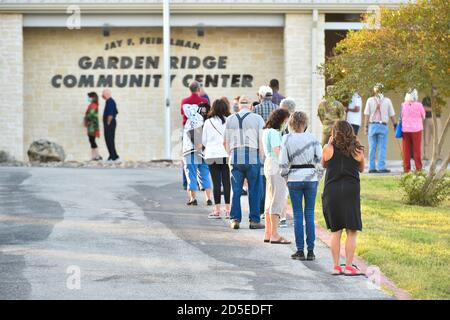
top-left (254, 99), bottom-right (278, 122)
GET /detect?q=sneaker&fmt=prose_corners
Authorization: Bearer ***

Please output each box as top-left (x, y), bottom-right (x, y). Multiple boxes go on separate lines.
top-left (113, 157), bottom-right (122, 164)
top-left (279, 218), bottom-right (288, 228)
top-left (307, 250), bottom-right (315, 261)
top-left (206, 199), bottom-right (213, 206)
top-left (291, 251), bottom-right (305, 261)
top-left (230, 219), bottom-right (240, 230)
top-left (186, 199), bottom-right (198, 206)
top-left (368, 169), bottom-right (378, 173)
top-left (249, 221), bottom-right (265, 229)
top-left (378, 169), bottom-right (391, 173)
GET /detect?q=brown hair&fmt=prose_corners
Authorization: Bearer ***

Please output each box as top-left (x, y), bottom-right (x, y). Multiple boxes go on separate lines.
top-left (208, 98), bottom-right (231, 124)
top-left (332, 121), bottom-right (364, 157)
top-left (264, 109), bottom-right (290, 130)
top-left (289, 111), bottom-right (308, 133)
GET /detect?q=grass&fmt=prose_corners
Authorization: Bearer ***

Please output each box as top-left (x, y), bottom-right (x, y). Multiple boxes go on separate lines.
top-left (314, 175), bottom-right (450, 300)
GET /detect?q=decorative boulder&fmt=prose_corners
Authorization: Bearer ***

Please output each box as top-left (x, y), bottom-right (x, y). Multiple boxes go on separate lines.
top-left (27, 140), bottom-right (65, 162)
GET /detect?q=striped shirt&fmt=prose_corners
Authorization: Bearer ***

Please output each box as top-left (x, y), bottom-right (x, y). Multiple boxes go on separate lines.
top-left (279, 132), bottom-right (323, 182)
top-left (254, 99), bottom-right (278, 122)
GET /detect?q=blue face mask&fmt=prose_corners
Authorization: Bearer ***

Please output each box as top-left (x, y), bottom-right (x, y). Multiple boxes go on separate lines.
top-left (87, 96), bottom-right (91, 103)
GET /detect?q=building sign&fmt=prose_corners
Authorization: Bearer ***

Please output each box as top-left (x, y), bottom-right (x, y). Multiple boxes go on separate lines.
top-left (51, 37), bottom-right (254, 89)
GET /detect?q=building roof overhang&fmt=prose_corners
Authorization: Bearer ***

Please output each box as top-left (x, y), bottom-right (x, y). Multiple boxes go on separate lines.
top-left (0, 1), bottom-right (411, 14)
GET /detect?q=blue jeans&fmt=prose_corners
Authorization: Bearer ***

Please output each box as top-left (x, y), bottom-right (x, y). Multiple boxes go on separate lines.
top-left (288, 181), bottom-right (318, 251)
top-left (230, 149), bottom-right (262, 223)
top-left (184, 153), bottom-right (212, 191)
top-left (368, 123), bottom-right (388, 171)
top-left (260, 172), bottom-right (266, 215)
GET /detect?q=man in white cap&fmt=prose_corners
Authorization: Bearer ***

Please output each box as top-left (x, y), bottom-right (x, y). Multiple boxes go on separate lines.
top-left (254, 85), bottom-right (278, 122)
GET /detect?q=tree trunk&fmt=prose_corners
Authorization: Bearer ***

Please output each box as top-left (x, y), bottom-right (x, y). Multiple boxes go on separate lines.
top-left (420, 94), bottom-right (449, 202)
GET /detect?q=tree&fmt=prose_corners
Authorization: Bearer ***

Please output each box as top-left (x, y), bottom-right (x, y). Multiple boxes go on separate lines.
top-left (320, 0), bottom-right (450, 205)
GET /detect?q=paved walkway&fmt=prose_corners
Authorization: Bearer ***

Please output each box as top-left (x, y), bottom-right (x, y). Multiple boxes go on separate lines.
top-left (0, 167), bottom-right (390, 299)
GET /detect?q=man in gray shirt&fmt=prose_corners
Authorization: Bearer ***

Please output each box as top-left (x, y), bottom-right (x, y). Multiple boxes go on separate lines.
top-left (224, 95), bottom-right (265, 230)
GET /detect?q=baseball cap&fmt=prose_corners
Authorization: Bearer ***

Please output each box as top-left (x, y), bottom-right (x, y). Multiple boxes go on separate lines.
top-left (258, 85), bottom-right (273, 97)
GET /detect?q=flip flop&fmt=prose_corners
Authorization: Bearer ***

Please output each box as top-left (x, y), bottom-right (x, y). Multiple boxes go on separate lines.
top-left (332, 265), bottom-right (344, 275)
top-left (344, 264), bottom-right (365, 277)
top-left (270, 237), bottom-right (291, 245)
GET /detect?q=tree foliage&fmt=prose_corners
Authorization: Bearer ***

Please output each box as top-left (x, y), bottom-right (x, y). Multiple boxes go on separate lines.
top-left (320, 0), bottom-right (450, 205)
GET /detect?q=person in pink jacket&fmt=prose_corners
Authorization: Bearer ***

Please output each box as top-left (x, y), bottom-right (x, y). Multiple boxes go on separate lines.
top-left (401, 89), bottom-right (425, 172)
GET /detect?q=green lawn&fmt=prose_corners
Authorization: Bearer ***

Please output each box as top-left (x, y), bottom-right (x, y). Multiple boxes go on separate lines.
top-left (314, 175), bottom-right (450, 300)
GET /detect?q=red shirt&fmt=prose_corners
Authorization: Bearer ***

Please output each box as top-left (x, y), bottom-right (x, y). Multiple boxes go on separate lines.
top-left (181, 93), bottom-right (209, 125)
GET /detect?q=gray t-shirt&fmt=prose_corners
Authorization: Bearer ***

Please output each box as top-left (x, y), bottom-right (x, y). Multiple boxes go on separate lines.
top-left (279, 132), bottom-right (322, 182)
top-left (224, 108), bottom-right (264, 164)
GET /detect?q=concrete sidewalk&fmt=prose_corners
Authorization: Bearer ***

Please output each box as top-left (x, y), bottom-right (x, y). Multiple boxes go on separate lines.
top-left (0, 167), bottom-right (391, 299)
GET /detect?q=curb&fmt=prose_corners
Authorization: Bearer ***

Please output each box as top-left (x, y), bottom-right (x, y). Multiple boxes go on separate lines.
top-left (314, 225), bottom-right (413, 300)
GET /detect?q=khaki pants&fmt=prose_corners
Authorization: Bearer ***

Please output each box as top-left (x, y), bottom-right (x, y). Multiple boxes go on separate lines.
top-left (264, 157), bottom-right (288, 215)
top-left (423, 117), bottom-right (442, 160)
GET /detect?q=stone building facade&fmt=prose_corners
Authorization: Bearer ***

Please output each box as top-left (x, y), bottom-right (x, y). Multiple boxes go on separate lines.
top-left (1, 0), bottom-right (423, 162)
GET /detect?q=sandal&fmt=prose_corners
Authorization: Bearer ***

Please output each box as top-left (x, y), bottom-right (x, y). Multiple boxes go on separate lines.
top-left (208, 211), bottom-right (221, 219)
top-left (224, 210), bottom-right (231, 219)
top-left (270, 237), bottom-right (291, 245)
top-left (344, 264), bottom-right (365, 277)
top-left (332, 265), bottom-right (344, 275)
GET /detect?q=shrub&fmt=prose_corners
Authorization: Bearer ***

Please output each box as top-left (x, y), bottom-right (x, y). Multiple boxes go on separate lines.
top-left (399, 171), bottom-right (450, 207)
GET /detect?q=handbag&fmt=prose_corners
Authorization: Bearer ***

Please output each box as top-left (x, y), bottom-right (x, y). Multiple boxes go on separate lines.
top-left (395, 105), bottom-right (403, 139)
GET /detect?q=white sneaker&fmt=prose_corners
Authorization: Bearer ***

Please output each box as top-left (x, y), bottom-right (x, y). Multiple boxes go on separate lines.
top-left (279, 218), bottom-right (288, 228)
top-left (113, 157), bottom-right (122, 164)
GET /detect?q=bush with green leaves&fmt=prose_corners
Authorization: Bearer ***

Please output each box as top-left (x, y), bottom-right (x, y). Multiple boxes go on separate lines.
top-left (400, 171), bottom-right (450, 207)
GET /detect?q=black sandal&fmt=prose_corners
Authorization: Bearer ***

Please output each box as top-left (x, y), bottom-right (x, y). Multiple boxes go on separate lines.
top-left (270, 237), bottom-right (291, 245)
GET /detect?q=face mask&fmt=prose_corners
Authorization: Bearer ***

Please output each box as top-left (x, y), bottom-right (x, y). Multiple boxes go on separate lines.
top-left (87, 96), bottom-right (92, 103)
top-left (233, 104), bottom-right (239, 112)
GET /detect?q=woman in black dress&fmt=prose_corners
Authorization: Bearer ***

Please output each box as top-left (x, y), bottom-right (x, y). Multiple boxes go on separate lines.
top-left (321, 121), bottom-right (365, 276)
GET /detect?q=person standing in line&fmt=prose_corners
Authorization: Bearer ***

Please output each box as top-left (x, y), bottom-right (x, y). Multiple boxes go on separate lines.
top-left (84, 92), bottom-right (102, 161)
top-left (232, 96), bottom-right (241, 113)
top-left (270, 79), bottom-right (285, 106)
top-left (280, 111), bottom-right (322, 260)
top-left (254, 86), bottom-right (278, 122)
top-left (254, 85), bottom-right (279, 221)
top-left (102, 89), bottom-right (120, 163)
top-left (317, 85), bottom-right (346, 146)
top-left (199, 84), bottom-right (210, 104)
top-left (321, 121), bottom-right (365, 276)
top-left (181, 81), bottom-right (209, 190)
top-left (280, 98), bottom-right (296, 115)
top-left (346, 92), bottom-right (363, 135)
top-left (401, 89), bottom-right (425, 172)
top-left (278, 97), bottom-right (297, 228)
top-left (363, 83), bottom-right (397, 173)
top-left (182, 102), bottom-right (213, 206)
top-left (262, 108), bottom-right (291, 244)
top-left (202, 98), bottom-right (231, 219)
top-left (224, 96), bottom-right (265, 230)
top-left (422, 94), bottom-right (442, 162)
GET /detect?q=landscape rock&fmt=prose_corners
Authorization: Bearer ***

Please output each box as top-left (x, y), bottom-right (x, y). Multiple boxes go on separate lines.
top-left (27, 140), bottom-right (66, 163)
